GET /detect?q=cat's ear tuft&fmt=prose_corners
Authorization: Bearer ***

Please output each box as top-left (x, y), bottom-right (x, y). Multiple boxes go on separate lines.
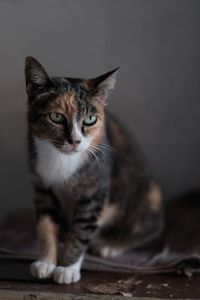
top-left (85, 67), bottom-right (119, 100)
top-left (25, 56), bottom-right (52, 96)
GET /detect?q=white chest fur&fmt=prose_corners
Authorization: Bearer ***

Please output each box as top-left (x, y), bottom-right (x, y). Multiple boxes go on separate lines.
top-left (34, 137), bottom-right (83, 186)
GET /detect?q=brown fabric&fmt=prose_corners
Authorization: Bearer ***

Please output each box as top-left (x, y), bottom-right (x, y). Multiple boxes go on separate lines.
top-left (1, 190), bottom-right (200, 277)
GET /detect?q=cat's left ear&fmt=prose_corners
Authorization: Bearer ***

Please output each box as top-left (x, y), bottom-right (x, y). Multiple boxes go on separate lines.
top-left (85, 67), bottom-right (119, 100)
top-left (25, 56), bottom-right (54, 98)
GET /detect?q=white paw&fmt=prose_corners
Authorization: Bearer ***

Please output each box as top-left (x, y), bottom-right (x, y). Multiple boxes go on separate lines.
top-left (30, 261), bottom-right (56, 279)
top-left (100, 246), bottom-right (123, 258)
top-left (53, 266), bottom-right (81, 284)
top-left (53, 255), bottom-right (83, 284)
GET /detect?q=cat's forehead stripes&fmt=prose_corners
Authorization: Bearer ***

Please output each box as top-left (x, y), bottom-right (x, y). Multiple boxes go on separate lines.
top-left (51, 89), bottom-right (100, 120)
top-left (55, 92), bottom-right (78, 115)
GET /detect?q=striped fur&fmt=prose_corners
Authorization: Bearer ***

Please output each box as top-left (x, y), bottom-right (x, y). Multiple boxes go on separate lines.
top-left (25, 57), bottom-right (163, 284)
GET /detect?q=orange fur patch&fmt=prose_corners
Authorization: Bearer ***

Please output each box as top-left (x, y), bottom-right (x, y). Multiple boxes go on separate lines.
top-left (55, 92), bottom-right (77, 116)
top-left (147, 182), bottom-right (162, 212)
top-left (37, 215), bottom-right (58, 264)
top-left (97, 203), bottom-right (118, 226)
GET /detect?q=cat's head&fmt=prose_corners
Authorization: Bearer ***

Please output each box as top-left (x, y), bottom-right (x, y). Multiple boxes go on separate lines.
top-left (25, 56), bottom-right (118, 154)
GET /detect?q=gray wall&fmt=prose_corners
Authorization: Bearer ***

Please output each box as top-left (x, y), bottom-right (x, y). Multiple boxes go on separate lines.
top-left (0, 0), bottom-right (200, 217)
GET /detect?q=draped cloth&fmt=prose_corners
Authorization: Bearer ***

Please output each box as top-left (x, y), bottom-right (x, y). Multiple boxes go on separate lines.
top-left (0, 190), bottom-right (200, 281)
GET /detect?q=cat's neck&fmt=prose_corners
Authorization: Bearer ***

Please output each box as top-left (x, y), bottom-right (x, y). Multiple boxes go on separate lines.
top-left (34, 137), bottom-right (86, 187)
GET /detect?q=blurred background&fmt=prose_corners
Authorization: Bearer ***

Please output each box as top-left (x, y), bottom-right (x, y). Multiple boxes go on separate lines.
top-left (0, 0), bottom-right (200, 217)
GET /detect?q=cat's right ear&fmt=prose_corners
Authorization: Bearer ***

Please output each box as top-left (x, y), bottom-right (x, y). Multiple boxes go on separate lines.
top-left (25, 56), bottom-right (53, 98)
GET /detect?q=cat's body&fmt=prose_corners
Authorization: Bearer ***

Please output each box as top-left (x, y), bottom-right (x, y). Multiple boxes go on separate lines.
top-left (25, 57), bottom-right (163, 284)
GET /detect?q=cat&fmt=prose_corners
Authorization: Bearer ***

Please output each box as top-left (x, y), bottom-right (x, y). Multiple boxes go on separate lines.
top-left (25, 56), bottom-right (163, 284)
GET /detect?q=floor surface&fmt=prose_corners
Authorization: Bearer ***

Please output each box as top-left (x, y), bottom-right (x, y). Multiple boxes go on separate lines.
top-left (0, 259), bottom-right (200, 299)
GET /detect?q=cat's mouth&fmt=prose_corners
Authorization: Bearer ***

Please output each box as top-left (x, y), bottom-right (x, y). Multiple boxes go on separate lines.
top-left (60, 145), bottom-right (80, 154)
top-left (51, 139), bottom-right (90, 154)
top-left (54, 143), bottom-right (85, 154)
top-left (64, 146), bottom-right (80, 154)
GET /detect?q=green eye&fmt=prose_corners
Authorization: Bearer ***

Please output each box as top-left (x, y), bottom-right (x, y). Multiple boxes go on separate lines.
top-left (83, 115), bottom-right (98, 126)
top-left (49, 112), bottom-right (65, 124)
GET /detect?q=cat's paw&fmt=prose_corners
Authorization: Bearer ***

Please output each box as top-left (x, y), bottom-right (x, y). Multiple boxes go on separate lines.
top-left (30, 261), bottom-right (56, 279)
top-left (100, 246), bottom-right (124, 258)
top-left (53, 266), bottom-right (81, 284)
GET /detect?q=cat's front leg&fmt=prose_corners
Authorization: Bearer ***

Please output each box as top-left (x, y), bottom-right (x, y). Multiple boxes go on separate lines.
top-left (30, 182), bottom-right (60, 280)
top-left (53, 194), bottom-right (104, 284)
top-left (31, 214), bottom-right (58, 279)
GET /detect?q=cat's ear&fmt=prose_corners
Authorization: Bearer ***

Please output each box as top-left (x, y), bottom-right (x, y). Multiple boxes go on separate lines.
top-left (25, 56), bottom-right (53, 97)
top-left (85, 67), bottom-right (119, 100)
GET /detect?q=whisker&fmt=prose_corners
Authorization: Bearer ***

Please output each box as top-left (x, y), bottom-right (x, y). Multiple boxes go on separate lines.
top-left (89, 145), bottom-right (108, 160)
top-left (94, 142), bottom-right (113, 152)
top-left (86, 149), bottom-right (93, 164)
top-left (101, 144), bottom-right (117, 153)
top-left (93, 142), bottom-right (117, 154)
top-left (87, 148), bottom-right (101, 172)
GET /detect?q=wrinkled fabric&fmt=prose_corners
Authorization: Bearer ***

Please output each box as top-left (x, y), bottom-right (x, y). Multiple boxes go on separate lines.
top-left (1, 190), bottom-right (200, 277)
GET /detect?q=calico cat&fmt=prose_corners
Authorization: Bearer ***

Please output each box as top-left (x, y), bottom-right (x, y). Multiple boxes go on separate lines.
top-left (25, 56), bottom-right (163, 284)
